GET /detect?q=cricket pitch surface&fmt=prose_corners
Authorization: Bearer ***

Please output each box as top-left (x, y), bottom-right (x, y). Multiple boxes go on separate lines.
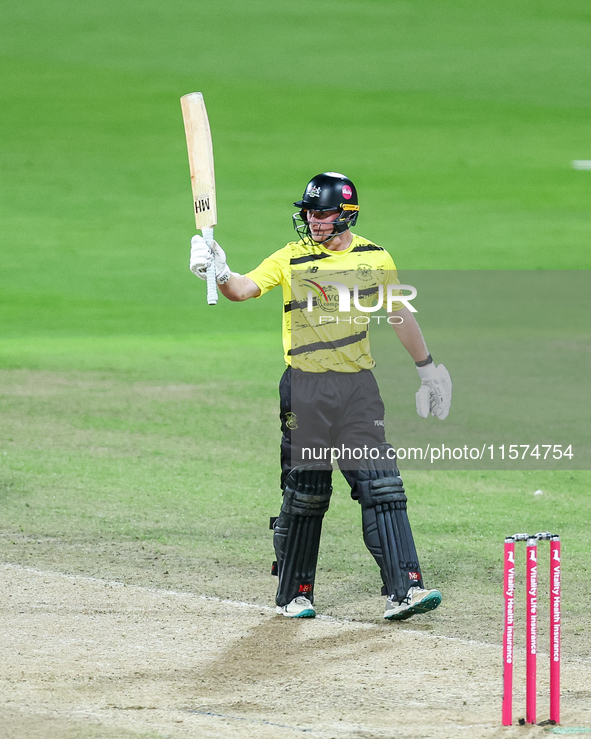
top-left (1, 564), bottom-right (590, 739)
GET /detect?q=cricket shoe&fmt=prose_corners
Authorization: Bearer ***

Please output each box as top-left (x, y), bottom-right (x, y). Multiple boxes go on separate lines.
top-left (384, 587), bottom-right (442, 621)
top-left (276, 596), bottom-right (316, 618)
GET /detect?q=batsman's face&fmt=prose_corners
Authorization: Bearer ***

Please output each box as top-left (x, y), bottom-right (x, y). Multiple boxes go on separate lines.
top-left (307, 209), bottom-right (339, 241)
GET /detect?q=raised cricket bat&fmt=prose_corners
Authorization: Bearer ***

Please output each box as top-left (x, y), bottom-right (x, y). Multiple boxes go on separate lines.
top-left (180, 92), bottom-right (218, 305)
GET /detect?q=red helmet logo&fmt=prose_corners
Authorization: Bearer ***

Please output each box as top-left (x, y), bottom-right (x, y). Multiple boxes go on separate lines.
top-left (342, 185), bottom-right (353, 200)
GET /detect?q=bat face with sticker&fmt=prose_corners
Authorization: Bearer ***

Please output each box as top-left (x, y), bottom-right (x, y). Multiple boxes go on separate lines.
top-left (181, 92), bottom-right (218, 305)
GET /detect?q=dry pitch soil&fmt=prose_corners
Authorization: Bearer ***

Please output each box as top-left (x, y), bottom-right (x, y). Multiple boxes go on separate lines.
top-left (1, 564), bottom-right (591, 739)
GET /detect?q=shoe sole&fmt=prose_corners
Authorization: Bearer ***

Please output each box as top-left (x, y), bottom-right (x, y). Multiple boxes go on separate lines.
top-left (276, 608), bottom-right (316, 619)
top-left (384, 591), bottom-right (442, 621)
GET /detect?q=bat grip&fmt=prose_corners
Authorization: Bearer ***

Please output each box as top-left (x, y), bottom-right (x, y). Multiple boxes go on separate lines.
top-left (202, 227), bottom-right (218, 306)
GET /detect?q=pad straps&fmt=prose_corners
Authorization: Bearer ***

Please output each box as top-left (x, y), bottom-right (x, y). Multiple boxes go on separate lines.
top-left (273, 465), bottom-right (332, 607)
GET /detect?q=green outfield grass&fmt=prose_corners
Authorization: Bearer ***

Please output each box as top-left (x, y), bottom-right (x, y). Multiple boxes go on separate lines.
top-left (1, 1), bottom-right (590, 341)
top-left (1, 0), bottom-right (590, 654)
top-left (1, 336), bottom-right (589, 656)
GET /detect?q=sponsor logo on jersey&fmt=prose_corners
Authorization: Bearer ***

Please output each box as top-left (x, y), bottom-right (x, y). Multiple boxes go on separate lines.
top-left (408, 572), bottom-right (421, 581)
top-left (302, 279), bottom-right (339, 312)
top-left (285, 412), bottom-right (298, 430)
top-left (299, 583), bottom-right (312, 594)
top-left (374, 420), bottom-right (385, 427)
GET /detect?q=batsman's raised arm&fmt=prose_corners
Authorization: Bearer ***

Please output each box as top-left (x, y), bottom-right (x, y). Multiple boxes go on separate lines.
top-left (219, 274), bottom-right (261, 301)
top-left (189, 234), bottom-right (260, 301)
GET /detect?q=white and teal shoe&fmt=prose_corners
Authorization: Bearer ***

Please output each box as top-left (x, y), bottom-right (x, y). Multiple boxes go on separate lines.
top-left (384, 587), bottom-right (442, 621)
top-left (276, 596), bottom-right (316, 618)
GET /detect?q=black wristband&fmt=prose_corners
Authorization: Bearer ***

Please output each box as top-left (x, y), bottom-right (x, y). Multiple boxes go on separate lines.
top-left (415, 354), bottom-right (433, 367)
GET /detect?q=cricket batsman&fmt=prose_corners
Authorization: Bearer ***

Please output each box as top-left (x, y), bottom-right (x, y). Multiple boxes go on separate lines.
top-left (189, 172), bottom-right (452, 620)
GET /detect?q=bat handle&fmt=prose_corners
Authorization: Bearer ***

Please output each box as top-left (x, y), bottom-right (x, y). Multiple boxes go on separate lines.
top-left (202, 227), bottom-right (218, 306)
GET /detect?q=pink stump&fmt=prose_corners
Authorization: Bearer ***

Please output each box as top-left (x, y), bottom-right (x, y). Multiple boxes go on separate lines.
top-left (526, 537), bottom-right (538, 724)
top-left (550, 537), bottom-right (561, 724)
top-left (502, 538), bottom-right (516, 726)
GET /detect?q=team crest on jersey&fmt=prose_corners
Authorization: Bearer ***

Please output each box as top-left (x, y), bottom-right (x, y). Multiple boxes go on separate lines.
top-left (356, 263), bottom-right (373, 281)
top-left (285, 412), bottom-right (298, 430)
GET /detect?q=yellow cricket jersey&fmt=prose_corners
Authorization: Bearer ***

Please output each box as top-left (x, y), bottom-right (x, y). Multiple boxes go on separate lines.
top-left (245, 234), bottom-right (402, 373)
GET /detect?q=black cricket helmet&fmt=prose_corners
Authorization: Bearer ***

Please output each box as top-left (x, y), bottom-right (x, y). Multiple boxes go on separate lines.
top-left (293, 172), bottom-right (359, 244)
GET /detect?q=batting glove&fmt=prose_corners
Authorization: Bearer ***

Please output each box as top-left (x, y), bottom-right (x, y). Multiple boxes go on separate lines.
top-left (189, 234), bottom-right (231, 284)
top-left (415, 362), bottom-right (452, 420)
